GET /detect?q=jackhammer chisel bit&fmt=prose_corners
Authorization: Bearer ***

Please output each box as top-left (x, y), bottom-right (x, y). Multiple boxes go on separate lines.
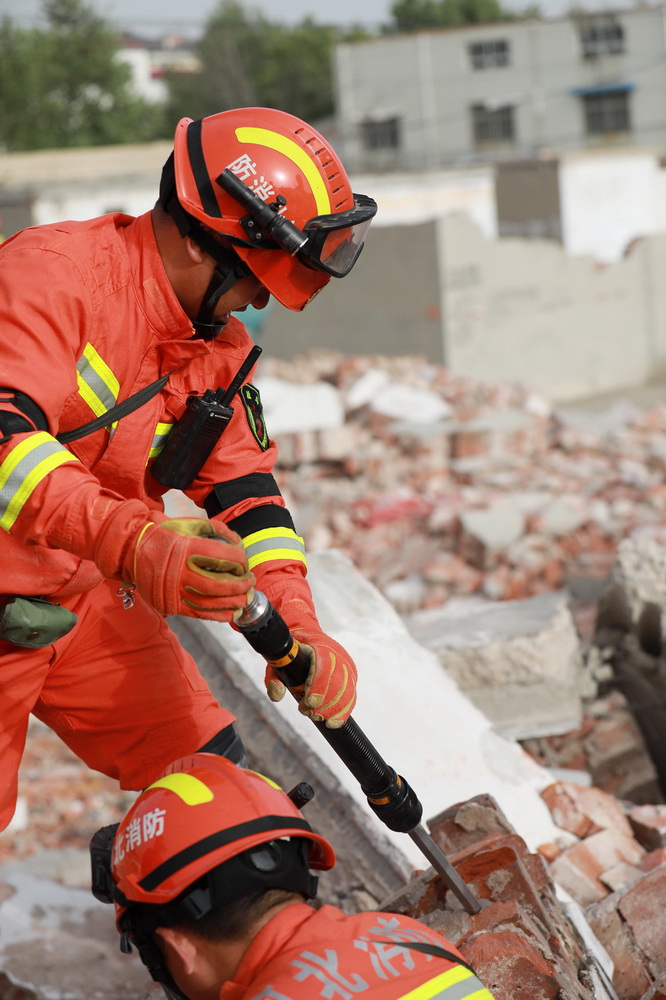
top-left (234, 590), bottom-right (484, 915)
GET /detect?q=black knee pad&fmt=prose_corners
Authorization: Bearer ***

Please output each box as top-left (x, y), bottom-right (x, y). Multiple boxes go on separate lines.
top-left (197, 723), bottom-right (248, 767)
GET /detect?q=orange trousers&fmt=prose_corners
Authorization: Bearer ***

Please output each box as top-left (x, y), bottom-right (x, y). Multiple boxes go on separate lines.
top-left (0, 579), bottom-right (233, 831)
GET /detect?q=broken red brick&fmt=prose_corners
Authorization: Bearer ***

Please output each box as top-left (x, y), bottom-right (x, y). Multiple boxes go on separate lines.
top-left (541, 780), bottom-right (633, 839)
top-left (599, 860), bottom-right (644, 893)
top-left (586, 895), bottom-right (653, 1000)
top-left (549, 828), bottom-right (645, 907)
top-left (429, 794), bottom-right (516, 855)
top-left (617, 866), bottom-right (666, 971)
top-left (537, 842), bottom-right (562, 863)
top-left (460, 931), bottom-right (561, 1000)
top-left (449, 833), bottom-right (551, 932)
top-left (629, 804), bottom-right (666, 851)
top-left (640, 847), bottom-right (666, 872)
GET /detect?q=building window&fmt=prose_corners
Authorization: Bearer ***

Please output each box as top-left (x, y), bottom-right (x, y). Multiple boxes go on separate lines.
top-left (472, 104), bottom-right (515, 144)
top-left (582, 90), bottom-right (631, 134)
top-left (579, 17), bottom-right (624, 59)
top-left (360, 115), bottom-right (401, 151)
top-left (469, 39), bottom-right (510, 70)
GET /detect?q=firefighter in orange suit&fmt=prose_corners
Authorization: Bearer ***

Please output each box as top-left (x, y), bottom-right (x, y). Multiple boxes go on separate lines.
top-left (0, 108), bottom-right (377, 831)
top-left (91, 753), bottom-right (495, 1000)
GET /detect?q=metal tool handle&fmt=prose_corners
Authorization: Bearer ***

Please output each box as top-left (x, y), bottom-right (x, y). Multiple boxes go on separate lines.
top-left (236, 593), bottom-right (420, 830)
top-left (234, 591), bottom-right (484, 913)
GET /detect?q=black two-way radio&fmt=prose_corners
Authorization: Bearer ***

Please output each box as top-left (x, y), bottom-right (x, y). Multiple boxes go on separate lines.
top-left (151, 344), bottom-right (262, 490)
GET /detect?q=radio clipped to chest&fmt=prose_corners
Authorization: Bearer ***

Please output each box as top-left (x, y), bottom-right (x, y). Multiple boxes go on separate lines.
top-left (151, 344), bottom-right (262, 490)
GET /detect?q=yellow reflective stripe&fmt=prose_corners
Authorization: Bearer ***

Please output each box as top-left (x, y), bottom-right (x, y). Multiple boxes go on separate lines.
top-left (76, 343), bottom-right (120, 426)
top-left (76, 370), bottom-right (105, 418)
top-left (249, 548), bottom-right (308, 569)
top-left (235, 126), bottom-right (331, 215)
top-left (82, 343), bottom-right (119, 397)
top-left (397, 966), bottom-right (476, 1000)
top-left (147, 774), bottom-right (214, 805)
top-left (0, 432), bottom-right (79, 531)
top-left (242, 526), bottom-right (307, 570)
top-left (148, 422), bottom-right (174, 460)
top-left (403, 974), bottom-right (492, 1000)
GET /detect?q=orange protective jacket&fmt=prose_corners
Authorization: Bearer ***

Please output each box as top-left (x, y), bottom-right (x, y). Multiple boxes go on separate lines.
top-left (220, 903), bottom-right (493, 1000)
top-left (0, 211), bottom-right (307, 605)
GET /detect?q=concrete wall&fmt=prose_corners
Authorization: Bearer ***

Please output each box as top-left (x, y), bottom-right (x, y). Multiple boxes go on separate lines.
top-left (439, 213), bottom-right (666, 399)
top-left (352, 166), bottom-right (497, 237)
top-left (496, 150), bottom-right (666, 264)
top-left (559, 150), bottom-right (666, 263)
top-left (260, 222), bottom-right (444, 364)
top-left (0, 142), bottom-right (170, 234)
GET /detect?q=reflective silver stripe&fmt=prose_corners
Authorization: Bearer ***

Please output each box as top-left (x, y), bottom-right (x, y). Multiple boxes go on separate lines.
top-left (397, 966), bottom-right (491, 1000)
top-left (76, 343), bottom-right (119, 422)
top-left (242, 527), bottom-right (307, 570)
top-left (0, 432), bottom-right (79, 531)
top-left (429, 977), bottom-right (490, 1000)
top-left (148, 422), bottom-right (174, 460)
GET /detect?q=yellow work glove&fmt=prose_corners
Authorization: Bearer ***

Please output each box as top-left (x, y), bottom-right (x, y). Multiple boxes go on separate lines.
top-left (264, 599), bottom-right (357, 729)
top-left (129, 517), bottom-right (254, 619)
top-left (90, 501), bottom-right (253, 620)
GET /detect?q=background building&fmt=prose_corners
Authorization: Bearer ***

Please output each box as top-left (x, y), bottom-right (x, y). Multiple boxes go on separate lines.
top-left (334, 5), bottom-right (666, 172)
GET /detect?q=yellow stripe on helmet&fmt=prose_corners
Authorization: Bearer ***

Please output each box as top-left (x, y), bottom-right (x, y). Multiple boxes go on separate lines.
top-left (235, 126), bottom-right (331, 216)
top-left (147, 774), bottom-right (214, 805)
top-left (248, 770), bottom-right (283, 791)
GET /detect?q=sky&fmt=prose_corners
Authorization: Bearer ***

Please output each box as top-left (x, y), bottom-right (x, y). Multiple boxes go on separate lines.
top-left (1, 0), bottom-right (643, 39)
top-left (1, 0), bottom-right (396, 36)
top-left (0, 0), bottom-right (616, 38)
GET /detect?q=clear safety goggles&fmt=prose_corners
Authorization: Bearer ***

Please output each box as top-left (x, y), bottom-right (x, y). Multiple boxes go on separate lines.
top-left (298, 194), bottom-right (377, 277)
top-left (216, 169), bottom-right (377, 277)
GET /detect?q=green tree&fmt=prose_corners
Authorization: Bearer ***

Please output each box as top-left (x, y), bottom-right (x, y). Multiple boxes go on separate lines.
top-left (164, 0), bottom-right (365, 125)
top-left (0, 0), bottom-right (166, 152)
top-left (390, 0), bottom-right (518, 31)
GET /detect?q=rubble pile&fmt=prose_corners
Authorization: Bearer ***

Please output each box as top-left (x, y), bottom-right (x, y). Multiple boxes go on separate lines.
top-left (5, 355), bottom-right (666, 998)
top-left (520, 691), bottom-right (664, 807)
top-left (259, 351), bottom-right (666, 631)
top-left (384, 791), bottom-right (666, 1000)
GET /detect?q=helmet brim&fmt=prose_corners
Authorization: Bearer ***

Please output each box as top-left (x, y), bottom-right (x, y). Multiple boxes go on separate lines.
top-left (234, 244), bottom-right (330, 311)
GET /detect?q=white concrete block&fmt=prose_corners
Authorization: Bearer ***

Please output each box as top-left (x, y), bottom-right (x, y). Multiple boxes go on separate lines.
top-left (255, 376), bottom-right (344, 433)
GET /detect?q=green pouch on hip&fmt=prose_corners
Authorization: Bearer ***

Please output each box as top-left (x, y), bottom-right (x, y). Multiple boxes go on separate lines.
top-left (0, 596), bottom-right (78, 648)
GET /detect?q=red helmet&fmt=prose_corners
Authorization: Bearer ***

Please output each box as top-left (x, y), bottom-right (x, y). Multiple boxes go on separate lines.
top-left (111, 753), bottom-right (335, 910)
top-left (166, 108), bottom-right (377, 311)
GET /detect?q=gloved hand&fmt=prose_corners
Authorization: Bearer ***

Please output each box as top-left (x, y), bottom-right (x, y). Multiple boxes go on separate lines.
top-left (129, 517), bottom-right (254, 619)
top-left (92, 501), bottom-right (254, 620)
top-left (264, 598), bottom-right (357, 728)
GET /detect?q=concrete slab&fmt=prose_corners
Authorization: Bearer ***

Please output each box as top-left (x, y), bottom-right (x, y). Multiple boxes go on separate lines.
top-left (0, 864), bottom-right (156, 1000)
top-left (405, 590), bottom-right (585, 740)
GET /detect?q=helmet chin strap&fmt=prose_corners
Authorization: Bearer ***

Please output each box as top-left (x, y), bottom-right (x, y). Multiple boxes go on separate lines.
top-left (159, 173), bottom-right (254, 340)
top-left (194, 250), bottom-right (253, 340)
top-left (186, 223), bottom-right (254, 340)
